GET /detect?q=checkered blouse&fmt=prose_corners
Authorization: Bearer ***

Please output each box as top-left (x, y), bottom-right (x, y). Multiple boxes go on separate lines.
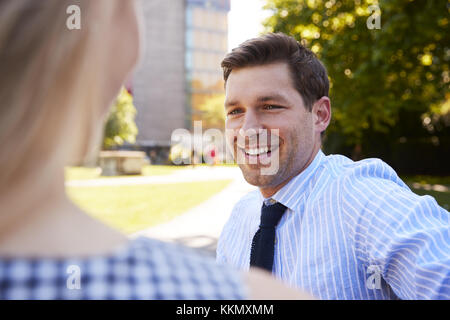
top-left (0, 237), bottom-right (248, 299)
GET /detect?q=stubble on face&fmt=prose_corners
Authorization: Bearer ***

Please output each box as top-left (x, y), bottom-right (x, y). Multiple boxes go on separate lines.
top-left (236, 116), bottom-right (314, 192)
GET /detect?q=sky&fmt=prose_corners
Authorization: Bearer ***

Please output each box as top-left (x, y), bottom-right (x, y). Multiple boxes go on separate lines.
top-left (227, 0), bottom-right (271, 51)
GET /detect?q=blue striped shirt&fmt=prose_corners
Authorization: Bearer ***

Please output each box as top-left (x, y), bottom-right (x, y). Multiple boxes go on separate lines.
top-left (216, 150), bottom-right (450, 299)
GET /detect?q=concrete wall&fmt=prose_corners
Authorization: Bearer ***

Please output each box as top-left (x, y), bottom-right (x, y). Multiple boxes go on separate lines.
top-left (133, 0), bottom-right (186, 146)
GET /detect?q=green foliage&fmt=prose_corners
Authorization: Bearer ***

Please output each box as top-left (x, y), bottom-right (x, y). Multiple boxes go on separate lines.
top-left (197, 94), bottom-right (226, 129)
top-left (103, 87), bottom-right (138, 149)
top-left (263, 0), bottom-right (450, 145)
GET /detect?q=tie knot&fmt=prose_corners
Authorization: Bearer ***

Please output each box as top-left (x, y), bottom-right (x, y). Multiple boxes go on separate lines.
top-left (259, 201), bottom-right (287, 228)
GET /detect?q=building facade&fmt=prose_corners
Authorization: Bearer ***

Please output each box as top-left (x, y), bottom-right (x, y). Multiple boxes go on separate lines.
top-left (132, 0), bottom-right (230, 162)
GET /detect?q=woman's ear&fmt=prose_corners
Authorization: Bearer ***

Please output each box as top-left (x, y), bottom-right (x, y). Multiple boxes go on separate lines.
top-left (312, 96), bottom-right (331, 135)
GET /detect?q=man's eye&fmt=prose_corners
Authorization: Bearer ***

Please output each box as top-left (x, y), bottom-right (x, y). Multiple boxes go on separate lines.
top-left (264, 105), bottom-right (283, 110)
top-left (228, 109), bottom-right (242, 115)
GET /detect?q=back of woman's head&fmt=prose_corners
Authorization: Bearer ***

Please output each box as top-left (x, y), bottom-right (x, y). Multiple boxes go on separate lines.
top-left (0, 0), bottom-right (140, 189)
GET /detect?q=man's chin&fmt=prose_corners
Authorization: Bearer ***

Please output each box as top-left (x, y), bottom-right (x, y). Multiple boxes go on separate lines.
top-left (238, 164), bottom-right (277, 187)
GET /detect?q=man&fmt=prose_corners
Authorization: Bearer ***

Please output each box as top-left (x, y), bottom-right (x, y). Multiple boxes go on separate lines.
top-left (216, 32), bottom-right (450, 299)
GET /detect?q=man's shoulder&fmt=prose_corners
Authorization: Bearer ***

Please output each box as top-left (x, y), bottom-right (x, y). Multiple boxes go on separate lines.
top-left (219, 190), bottom-right (260, 235)
top-left (326, 155), bottom-right (413, 206)
top-left (232, 189), bottom-right (261, 213)
top-left (326, 154), bottom-right (404, 185)
top-left (320, 154), bottom-right (410, 202)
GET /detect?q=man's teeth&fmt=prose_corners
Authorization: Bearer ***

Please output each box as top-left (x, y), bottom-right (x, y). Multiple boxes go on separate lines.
top-left (245, 147), bottom-right (269, 155)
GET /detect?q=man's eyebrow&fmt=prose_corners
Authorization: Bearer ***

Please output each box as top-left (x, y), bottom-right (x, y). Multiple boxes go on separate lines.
top-left (256, 94), bottom-right (290, 104)
top-left (224, 94), bottom-right (290, 109)
top-left (224, 100), bottom-right (239, 108)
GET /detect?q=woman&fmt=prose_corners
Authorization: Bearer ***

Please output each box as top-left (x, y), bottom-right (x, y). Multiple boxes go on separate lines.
top-left (0, 0), bottom-right (311, 299)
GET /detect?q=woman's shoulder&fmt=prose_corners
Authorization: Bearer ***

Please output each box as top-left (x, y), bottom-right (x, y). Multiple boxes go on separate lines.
top-left (0, 236), bottom-right (248, 300)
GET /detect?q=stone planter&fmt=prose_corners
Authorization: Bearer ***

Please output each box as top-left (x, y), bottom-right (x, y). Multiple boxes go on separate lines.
top-left (99, 150), bottom-right (148, 176)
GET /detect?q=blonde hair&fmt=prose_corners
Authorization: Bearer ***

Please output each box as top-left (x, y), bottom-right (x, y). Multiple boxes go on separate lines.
top-left (0, 0), bottom-right (118, 190)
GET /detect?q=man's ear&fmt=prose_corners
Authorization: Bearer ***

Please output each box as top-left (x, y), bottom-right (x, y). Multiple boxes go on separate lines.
top-left (312, 96), bottom-right (331, 135)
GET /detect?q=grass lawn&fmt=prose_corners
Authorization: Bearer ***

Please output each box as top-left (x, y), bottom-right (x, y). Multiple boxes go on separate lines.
top-left (64, 166), bottom-right (102, 180)
top-left (64, 165), bottom-right (188, 181)
top-left (65, 163), bottom-right (238, 181)
top-left (66, 180), bottom-right (232, 234)
top-left (401, 175), bottom-right (450, 210)
top-left (409, 188), bottom-right (450, 210)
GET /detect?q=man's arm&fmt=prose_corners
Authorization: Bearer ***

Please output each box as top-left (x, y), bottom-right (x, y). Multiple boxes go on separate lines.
top-left (341, 161), bottom-right (450, 299)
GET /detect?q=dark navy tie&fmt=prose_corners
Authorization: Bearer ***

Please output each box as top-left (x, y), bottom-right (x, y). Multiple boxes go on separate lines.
top-left (250, 201), bottom-right (287, 272)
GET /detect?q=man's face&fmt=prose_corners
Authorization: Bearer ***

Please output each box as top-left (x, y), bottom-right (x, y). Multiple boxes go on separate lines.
top-left (224, 62), bottom-right (318, 191)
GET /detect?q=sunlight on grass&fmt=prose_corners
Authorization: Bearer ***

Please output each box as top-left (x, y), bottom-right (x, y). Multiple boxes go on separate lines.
top-left (64, 167), bottom-right (102, 180)
top-left (141, 165), bottom-right (188, 176)
top-left (65, 165), bottom-right (188, 181)
top-left (66, 180), bottom-right (232, 234)
top-left (401, 175), bottom-right (450, 210)
top-left (408, 188), bottom-right (450, 210)
top-left (65, 164), bottom-right (238, 181)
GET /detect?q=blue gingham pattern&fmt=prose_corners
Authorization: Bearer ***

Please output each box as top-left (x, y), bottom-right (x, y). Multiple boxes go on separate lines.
top-left (0, 237), bottom-right (247, 299)
top-left (217, 150), bottom-right (450, 299)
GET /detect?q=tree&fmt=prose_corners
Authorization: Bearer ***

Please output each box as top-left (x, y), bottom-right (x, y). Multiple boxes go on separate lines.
top-left (196, 93), bottom-right (226, 129)
top-left (262, 0), bottom-right (450, 155)
top-left (103, 87), bottom-right (138, 149)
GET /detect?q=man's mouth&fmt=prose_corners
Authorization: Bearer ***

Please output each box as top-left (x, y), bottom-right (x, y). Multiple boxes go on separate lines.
top-left (244, 146), bottom-right (271, 156)
top-left (236, 144), bottom-right (279, 162)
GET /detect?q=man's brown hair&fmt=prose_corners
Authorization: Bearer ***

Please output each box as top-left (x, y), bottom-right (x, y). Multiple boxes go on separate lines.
top-left (221, 32), bottom-right (329, 111)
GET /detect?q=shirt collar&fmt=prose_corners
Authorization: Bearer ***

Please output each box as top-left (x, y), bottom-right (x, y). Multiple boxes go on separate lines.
top-left (259, 149), bottom-right (325, 211)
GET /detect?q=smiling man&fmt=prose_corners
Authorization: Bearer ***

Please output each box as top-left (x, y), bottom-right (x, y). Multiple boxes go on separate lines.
top-left (216, 33), bottom-right (450, 300)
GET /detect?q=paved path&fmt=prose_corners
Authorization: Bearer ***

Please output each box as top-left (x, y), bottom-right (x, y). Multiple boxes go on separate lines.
top-left (67, 166), bottom-right (256, 256)
top-left (130, 167), bottom-right (256, 256)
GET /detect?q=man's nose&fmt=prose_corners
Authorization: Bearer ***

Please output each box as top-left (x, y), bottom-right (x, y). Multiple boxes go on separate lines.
top-left (241, 109), bottom-right (265, 131)
top-left (239, 111), bottom-right (265, 143)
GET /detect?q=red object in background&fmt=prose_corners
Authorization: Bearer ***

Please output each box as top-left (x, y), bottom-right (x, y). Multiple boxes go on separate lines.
top-left (209, 148), bottom-right (216, 158)
top-left (125, 76), bottom-right (133, 96)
